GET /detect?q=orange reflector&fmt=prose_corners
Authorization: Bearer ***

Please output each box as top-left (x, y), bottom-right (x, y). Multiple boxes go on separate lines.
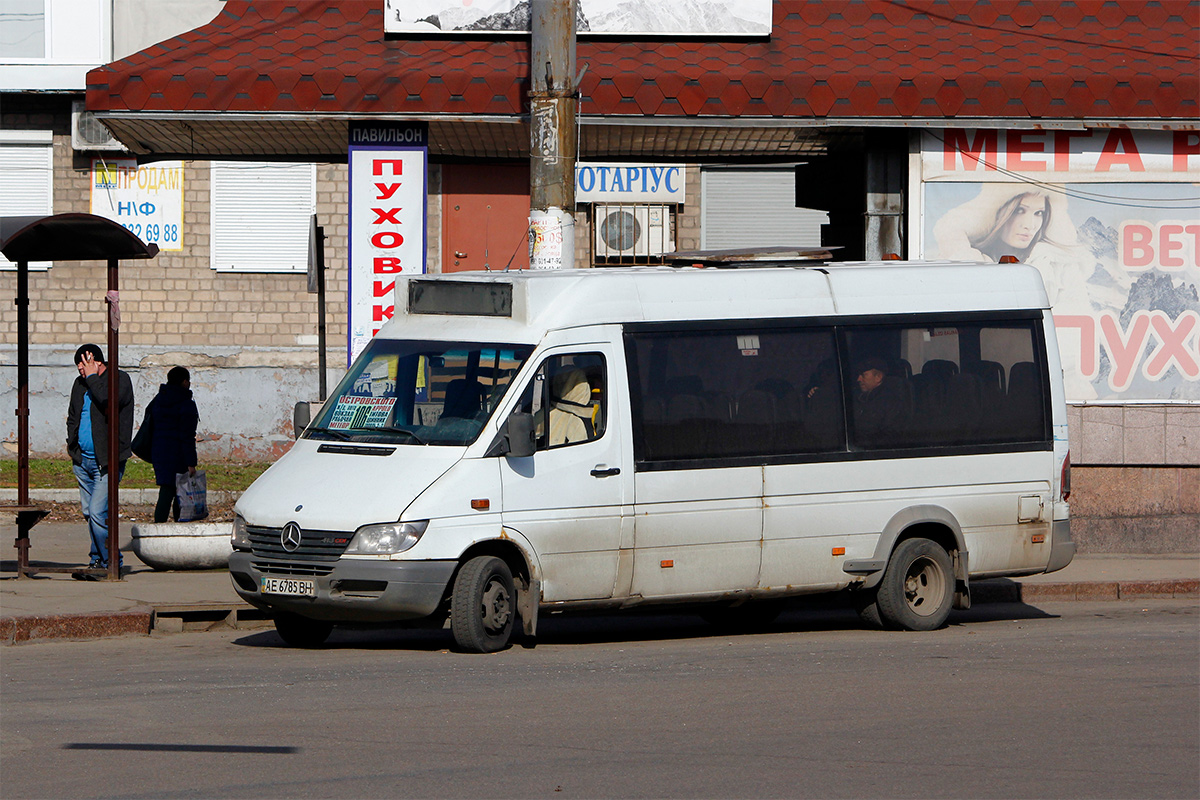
top-left (999, 254), bottom-right (1021, 264)
top-left (1031, 533), bottom-right (1046, 544)
top-left (831, 547), bottom-right (846, 556)
top-left (470, 499), bottom-right (490, 510)
top-left (661, 559), bottom-right (674, 568)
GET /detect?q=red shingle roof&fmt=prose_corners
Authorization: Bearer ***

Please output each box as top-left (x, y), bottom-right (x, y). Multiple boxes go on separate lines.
top-left (88, 0), bottom-right (1199, 121)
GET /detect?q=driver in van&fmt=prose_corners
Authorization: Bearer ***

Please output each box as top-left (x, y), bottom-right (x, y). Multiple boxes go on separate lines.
top-left (853, 356), bottom-right (908, 445)
top-left (548, 368), bottom-right (595, 446)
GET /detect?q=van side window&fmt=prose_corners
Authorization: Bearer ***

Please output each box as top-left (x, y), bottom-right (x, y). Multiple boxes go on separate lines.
top-left (843, 320), bottom-right (1048, 450)
top-left (513, 354), bottom-right (606, 449)
top-left (626, 327), bottom-right (844, 463)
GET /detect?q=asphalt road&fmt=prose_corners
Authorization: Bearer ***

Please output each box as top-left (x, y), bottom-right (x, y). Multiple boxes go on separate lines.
top-left (2, 600), bottom-right (1197, 800)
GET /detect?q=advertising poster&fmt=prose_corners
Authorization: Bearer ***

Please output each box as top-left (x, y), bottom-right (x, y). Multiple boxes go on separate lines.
top-left (90, 159), bottom-right (184, 251)
top-left (347, 123), bottom-right (428, 365)
top-left (385, 0), bottom-right (772, 35)
top-left (920, 130), bottom-right (1199, 403)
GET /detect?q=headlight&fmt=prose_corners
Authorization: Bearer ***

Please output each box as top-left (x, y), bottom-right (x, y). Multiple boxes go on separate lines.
top-left (344, 520), bottom-right (429, 555)
top-left (231, 514), bottom-right (251, 551)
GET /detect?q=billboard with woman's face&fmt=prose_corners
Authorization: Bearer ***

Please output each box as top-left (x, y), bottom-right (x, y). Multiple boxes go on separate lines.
top-left (918, 129), bottom-right (1200, 403)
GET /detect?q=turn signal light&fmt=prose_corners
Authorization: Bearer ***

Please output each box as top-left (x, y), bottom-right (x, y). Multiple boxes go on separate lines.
top-left (831, 547), bottom-right (846, 556)
top-left (661, 559), bottom-right (674, 568)
top-left (470, 499), bottom-right (490, 510)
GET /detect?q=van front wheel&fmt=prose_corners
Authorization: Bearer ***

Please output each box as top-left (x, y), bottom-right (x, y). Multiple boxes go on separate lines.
top-left (451, 556), bottom-right (516, 653)
top-left (876, 538), bottom-right (954, 631)
top-left (273, 611), bottom-right (333, 648)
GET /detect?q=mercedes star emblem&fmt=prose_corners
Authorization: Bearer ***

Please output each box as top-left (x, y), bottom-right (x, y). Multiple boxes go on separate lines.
top-left (281, 522), bottom-right (302, 552)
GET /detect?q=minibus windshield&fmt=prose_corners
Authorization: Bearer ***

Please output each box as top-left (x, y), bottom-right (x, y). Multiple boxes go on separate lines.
top-left (306, 340), bottom-right (532, 446)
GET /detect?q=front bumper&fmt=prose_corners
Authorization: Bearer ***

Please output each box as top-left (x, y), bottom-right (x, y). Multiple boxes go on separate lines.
top-left (229, 551), bottom-right (457, 623)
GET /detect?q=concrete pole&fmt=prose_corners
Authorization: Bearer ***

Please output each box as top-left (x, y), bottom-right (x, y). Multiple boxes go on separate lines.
top-left (528, 0), bottom-right (577, 269)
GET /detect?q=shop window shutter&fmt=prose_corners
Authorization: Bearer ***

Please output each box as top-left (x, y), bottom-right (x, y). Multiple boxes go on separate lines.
top-left (211, 162), bottom-right (315, 272)
top-left (0, 139), bottom-right (54, 269)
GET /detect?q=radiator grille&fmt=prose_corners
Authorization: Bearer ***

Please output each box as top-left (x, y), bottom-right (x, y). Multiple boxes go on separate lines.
top-left (247, 524), bottom-right (350, 561)
top-left (252, 560), bottom-right (336, 577)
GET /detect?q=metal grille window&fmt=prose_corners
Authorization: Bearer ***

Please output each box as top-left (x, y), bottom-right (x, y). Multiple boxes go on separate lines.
top-left (210, 161), bottom-right (315, 272)
top-left (0, 132), bottom-right (53, 270)
top-left (592, 203), bottom-right (675, 264)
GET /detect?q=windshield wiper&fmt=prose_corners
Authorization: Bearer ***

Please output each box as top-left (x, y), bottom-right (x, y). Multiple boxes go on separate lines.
top-left (306, 427), bottom-right (351, 441)
top-left (372, 426), bottom-right (429, 445)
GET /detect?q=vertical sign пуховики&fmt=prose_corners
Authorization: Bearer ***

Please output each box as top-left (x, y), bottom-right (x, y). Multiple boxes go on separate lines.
top-left (348, 123), bottom-right (428, 364)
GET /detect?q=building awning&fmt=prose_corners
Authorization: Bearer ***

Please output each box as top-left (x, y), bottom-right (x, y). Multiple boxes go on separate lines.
top-left (86, 0), bottom-right (1200, 161)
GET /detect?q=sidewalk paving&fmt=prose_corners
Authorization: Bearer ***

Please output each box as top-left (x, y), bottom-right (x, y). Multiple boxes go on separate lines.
top-left (2, 521), bottom-right (1197, 646)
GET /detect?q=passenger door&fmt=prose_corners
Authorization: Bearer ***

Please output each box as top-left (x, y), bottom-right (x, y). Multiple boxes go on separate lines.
top-left (631, 466), bottom-right (764, 598)
top-left (624, 328), bottom-right (776, 598)
top-left (499, 345), bottom-right (631, 601)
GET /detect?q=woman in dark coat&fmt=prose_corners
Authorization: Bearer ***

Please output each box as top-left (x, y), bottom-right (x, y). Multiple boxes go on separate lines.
top-left (146, 366), bottom-right (200, 522)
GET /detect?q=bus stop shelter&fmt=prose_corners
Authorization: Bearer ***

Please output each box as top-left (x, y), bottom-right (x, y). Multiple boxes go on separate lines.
top-left (2, 213), bottom-right (158, 581)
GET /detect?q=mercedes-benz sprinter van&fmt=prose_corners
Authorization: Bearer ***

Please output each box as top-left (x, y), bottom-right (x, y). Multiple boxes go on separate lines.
top-left (229, 261), bottom-right (1074, 652)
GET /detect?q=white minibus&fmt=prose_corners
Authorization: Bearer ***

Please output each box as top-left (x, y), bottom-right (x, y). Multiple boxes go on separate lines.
top-left (230, 261), bottom-right (1074, 652)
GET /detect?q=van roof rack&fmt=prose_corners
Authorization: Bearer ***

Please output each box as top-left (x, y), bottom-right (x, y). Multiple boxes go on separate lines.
top-left (661, 246), bottom-right (838, 267)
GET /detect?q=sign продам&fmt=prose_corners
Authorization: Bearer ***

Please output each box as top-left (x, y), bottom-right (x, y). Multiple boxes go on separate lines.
top-left (90, 159), bottom-right (184, 252)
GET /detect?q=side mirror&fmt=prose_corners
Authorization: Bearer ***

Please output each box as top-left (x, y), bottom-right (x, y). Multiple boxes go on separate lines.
top-left (293, 401), bottom-right (323, 439)
top-left (504, 412), bottom-right (537, 458)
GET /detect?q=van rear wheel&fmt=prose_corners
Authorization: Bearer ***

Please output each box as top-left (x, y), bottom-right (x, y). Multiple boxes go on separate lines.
top-left (451, 556), bottom-right (515, 653)
top-left (875, 538), bottom-right (954, 631)
top-left (273, 611), bottom-right (333, 648)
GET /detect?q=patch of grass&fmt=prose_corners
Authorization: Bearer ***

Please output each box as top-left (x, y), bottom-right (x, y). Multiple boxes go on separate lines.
top-left (1, 458), bottom-right (271, 492)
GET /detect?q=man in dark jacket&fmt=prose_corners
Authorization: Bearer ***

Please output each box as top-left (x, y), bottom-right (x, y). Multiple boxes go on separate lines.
top-left (144, 366), bottom-right (200, 522)
top-left (853, 356), bottom-right (910, 447)
top-left (66, 344), bottom-right (134, 574)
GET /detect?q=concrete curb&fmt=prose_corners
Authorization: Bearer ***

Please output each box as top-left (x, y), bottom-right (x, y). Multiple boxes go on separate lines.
top-left (0, 607), bottom-right (153, 645)
top-left (972, 578), bottom-right (1200, 604)
top-left (1, 578), bottom-right (1196, 646)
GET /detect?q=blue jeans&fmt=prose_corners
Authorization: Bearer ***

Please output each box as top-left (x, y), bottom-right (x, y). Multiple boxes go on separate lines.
top-left (73, 456), bottom-right (125, 568)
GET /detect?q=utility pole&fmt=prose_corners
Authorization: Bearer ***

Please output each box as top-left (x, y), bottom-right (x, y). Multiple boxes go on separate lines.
top-left (528, 0), bottom-right (578, 269)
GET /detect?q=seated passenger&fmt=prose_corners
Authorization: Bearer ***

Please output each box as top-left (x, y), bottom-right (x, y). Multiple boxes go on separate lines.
top-left (548, 369), bottom-right (594, 446)
top-left (853, 356), bottom-right (909, 445)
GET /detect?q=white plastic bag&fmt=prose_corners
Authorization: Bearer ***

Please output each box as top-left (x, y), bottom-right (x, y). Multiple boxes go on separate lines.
top-left (176, 470), bottom-right (208, 522)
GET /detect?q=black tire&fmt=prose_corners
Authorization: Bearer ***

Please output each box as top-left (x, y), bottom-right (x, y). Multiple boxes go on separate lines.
top-left (451, 556), bottom-right (516, 653)
top-left (852, 590), bottom-right (884, 629)
top-left (273, 611), bottom-right (333, 648)
top-left (701, 600), bottom-right (783, 632)
top-left (875, 538), bottom-right (955, 631)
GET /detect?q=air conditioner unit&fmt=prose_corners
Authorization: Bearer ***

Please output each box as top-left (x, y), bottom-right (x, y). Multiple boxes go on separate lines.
top-left (71, 100), bottom-right (127, 152)
top-left (594, 204), bottom-right (674, 258)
